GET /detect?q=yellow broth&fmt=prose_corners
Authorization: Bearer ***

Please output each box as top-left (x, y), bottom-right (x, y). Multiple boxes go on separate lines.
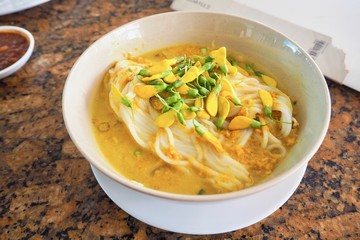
top-left (91, 84), bottom-right (218, 194)
top-left (90, 44), bottom-right (298, 195)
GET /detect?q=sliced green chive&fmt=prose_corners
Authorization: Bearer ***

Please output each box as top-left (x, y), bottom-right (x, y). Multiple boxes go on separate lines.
top-left (138, 69), bottom-right (150, 76)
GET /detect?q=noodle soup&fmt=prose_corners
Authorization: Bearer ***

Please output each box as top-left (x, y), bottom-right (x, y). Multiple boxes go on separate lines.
top-left (91, 44), bottom-right (298, 195)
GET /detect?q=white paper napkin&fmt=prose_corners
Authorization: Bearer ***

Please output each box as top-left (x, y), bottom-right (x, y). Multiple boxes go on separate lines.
top-left (171, 0), bottom-right (359, 92)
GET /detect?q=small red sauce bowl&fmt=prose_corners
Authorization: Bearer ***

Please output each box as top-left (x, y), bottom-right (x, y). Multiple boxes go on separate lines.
top-left (0, 26), bottom-right (35, 79)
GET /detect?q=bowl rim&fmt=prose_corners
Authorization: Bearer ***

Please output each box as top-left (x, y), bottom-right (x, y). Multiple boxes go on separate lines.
top-left (63, 11), bottom-right (331, 202)
top-left (0, 25), bottom-right (35, 79)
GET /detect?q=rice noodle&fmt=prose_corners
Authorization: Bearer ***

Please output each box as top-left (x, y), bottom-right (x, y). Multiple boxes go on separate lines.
top-left (105, 58), bottom-right (297, 192)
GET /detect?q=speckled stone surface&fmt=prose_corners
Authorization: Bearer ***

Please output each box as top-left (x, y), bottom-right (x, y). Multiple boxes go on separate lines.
top-left (0, 0), bottom-right (359, 239)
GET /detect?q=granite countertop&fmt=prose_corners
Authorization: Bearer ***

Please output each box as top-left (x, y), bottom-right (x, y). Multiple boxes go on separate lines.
top-left (0, 0), bottom-right (359, 239)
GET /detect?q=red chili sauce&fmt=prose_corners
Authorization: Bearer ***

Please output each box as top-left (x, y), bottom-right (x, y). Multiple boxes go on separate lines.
top-left (0, 32), bottom-right (29, 70)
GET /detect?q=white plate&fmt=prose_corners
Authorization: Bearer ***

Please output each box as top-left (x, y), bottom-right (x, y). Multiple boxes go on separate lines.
top-left (0, 0), bottom-right (50, 15)
top-left (91, 163), bottom-right (307, 234)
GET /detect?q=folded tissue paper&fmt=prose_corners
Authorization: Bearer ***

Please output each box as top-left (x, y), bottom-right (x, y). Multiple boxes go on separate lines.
top-left (171, 0), bottom-right (359, 92)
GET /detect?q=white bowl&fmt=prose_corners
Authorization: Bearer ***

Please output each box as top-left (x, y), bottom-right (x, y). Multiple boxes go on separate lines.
top-left (0, 26), bottom-right (35, 79)
top-left (63, 12), bottom-right (331, 234)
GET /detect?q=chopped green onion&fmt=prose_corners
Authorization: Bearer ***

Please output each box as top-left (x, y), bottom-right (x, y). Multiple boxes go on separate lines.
top-left (138, 69), bottom-right (150, 76)
top-left (250, 119), bottom-right (265, 129)
top-left (204, 56), bottom-right (214, 63)
top-left (188, 88), bottom-right (200, 97)
top-left (161, 69), bottom-right (172, 78)
top-left (176, 56), bottom-right (185, 63)
top-left (198, 189), bottom-right (206, 195)
top-left (207, 77), bottom-right (216, 86)
top-left (166, 92), bottom-right (181, 105)
top-left (149, 79), bottom-right (163, 85)
top-left (219, 65), bottom-right (228, 75)
top-left (198, 75), bottom-right (207, 87)
top-left (202, 62), bottom-right (214, 72)
top-left (200, 48), bottom-right (208, 54)
top-left (187, 106), bottom-right (201, 112)
top-left (172, 101), bottom-right (183, 111)
top-left (172, 79), bottom-right (183, 88)
top-left (133, 148), bottom-right (143, 157)
top-left (264, 106), bottom-right (272, 118)
top-left (176, 112), bottom-right (185, 125)
top-left (198, 86), bottom-right (210, 96)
